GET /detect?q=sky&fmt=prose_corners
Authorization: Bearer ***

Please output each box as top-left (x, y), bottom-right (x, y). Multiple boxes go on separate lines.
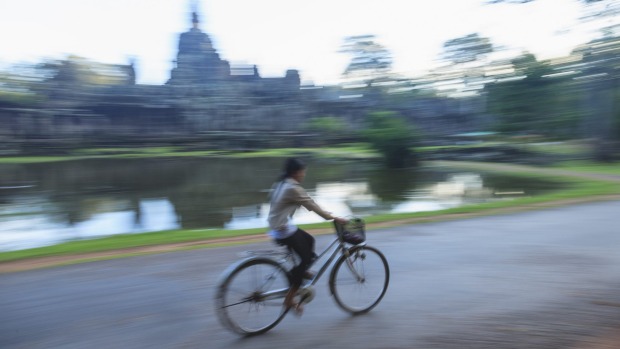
top-left (0, 0), bottom-right (599, 86)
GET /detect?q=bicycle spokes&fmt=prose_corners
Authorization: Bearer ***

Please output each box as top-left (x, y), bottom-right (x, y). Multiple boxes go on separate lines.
top-left (344, 250), bottom-right (366, 282)
top-left (216, 259), bottom-right (290, 335)
top-left (329, 246), bottom-right (390, 314)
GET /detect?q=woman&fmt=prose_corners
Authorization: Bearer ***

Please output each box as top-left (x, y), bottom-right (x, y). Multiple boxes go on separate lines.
top-left (267, 158), bottom-right (347, 314)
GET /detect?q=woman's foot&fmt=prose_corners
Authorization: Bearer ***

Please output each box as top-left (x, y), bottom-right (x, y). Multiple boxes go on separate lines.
top-left (284, 300), bottom-right (304, 317)
top-left (284, 286), bottom-right (304, 317)
top-left (284, 287), bottom-right (298, 308)
top-left (293, 302), bottom-right (304, 316)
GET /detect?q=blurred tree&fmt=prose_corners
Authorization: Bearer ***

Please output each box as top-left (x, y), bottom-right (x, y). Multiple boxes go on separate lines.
top-left (340, 35), bottom-right (393, 86)
top-left (305, 116), bottom-right (347, 143)
top-left (442, 33), bottom-right (493, 65)
top-left (35, 57), bottom-right (90, 100)
top-left (33, 56), bottom-right (137, 103)
top-left (432, 33), bottom-right (495, 97)
top-left (487, 0), bottom-right (620, 160)
top-left (0, 64), bottom-right (44, 107)
top-left (363, 111), bottom-right (417, 168)
top-left (39, 56), bottom-right (110, 86)
top-left (572, 35), bottom-right (620, 161)
top-left (485, 53), bottom-right (580, 138)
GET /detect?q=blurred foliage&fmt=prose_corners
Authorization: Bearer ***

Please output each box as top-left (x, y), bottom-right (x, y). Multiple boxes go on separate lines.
top-left (38, 55), bottom-right (132, 86)
top-left (305, 116), bottom-right (347, 138)
top-left (458, 0), bottom-right (620, 161)
top-left (0, 64), bottom-right (45, 106)
top-left (0, 55), bottom-right (134, 104)
top-left (486, 53), bottom-right (580, 138)
top-left (340, 35), bottom-right (393, 86)
top-left (427, 32), bottom-right (496, 98)
top-left (0, 90), bottom-right (43, 107)
top-left (570, 34), bottom-right (619, 160)
top-left (363, 111), bottom-right (418, 168)
top-left (442, 33), bottom-right (494, 64)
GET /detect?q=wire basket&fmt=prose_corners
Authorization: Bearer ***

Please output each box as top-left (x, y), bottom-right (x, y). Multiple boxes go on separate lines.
top-left (335, 217), bottom-right (366, 245)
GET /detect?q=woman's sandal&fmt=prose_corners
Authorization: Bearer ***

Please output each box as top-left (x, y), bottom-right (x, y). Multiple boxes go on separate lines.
top-left (293, 302), bottom-right (304, 316)
top-left (284, 300), bottom-right (304, 317)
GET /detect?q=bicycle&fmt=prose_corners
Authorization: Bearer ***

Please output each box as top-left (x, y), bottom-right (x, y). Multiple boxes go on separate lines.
top-left (214, 217), bottom-right (390, 336)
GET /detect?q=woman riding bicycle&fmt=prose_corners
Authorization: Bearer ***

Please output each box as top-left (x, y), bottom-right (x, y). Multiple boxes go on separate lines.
top-left (267, 158), bottom-right (348, 315)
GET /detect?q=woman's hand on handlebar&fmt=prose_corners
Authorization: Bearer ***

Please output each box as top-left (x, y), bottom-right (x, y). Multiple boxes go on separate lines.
top-left (333, 217), bottom-right (349, 225)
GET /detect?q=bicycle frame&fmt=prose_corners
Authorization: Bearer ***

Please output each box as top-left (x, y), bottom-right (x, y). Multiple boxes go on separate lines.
top-left (249, 236), bottom-right (365, 302)
top-left (305, 237), bottom-right (366, 287)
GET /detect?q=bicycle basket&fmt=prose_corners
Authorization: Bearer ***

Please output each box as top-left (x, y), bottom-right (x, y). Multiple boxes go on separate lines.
top-left (336, 218), bottom-right (366, 245)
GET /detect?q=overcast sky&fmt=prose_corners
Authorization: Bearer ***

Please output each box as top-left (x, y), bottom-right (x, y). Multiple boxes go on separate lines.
top-left (0, 0), bottom-right (598, 85)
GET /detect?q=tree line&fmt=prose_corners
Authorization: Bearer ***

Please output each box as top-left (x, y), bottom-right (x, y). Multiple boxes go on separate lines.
top-left (337, 0), bottom-right (619, 164)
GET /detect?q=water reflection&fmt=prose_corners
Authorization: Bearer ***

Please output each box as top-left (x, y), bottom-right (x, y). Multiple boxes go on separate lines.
top-left (0, 198), bottom-right (178, 251)
top-left (0, 158), bottom-right (562, 251)
top-left (392, 173), bottom-right (490, 213)
top-left (226, 173), bottom-right (494, 229)
top-left (225, 182), bottom-right (369, 230)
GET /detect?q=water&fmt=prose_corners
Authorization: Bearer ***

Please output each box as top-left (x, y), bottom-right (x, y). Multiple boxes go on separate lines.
top-left (0, 157), bottom-right (562, 251)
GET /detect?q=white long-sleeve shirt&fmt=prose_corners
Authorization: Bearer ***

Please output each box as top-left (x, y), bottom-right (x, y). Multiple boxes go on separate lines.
top-left (267, 178), bottom-right (333, 239)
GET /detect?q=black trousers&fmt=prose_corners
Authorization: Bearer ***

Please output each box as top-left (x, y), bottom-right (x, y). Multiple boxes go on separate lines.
top-left (276, 229), bottom-right (315, 288)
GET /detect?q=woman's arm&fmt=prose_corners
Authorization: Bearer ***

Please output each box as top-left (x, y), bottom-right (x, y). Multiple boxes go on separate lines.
top-left (290, 184), bottom-right (336, 220)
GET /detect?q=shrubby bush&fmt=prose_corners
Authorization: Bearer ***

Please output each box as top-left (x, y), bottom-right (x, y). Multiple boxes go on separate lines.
top-left (363, 111), bottom-right (418, 168)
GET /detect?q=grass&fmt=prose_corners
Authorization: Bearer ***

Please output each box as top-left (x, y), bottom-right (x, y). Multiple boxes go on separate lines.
top-left (0, 140), bottom-right (602, 164)
top-left (0, 228), bottom-right (264, 263)
top-left (554, 161), bottom-right (620, 176)
top-left (519, 141), bottom-right (590, 156)
top-left (0, 156), bottom-right (81, 164)
top-left (0, 143), bottom-right (378, 164)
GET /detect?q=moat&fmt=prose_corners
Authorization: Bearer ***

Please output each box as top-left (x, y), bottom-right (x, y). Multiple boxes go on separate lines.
top-left (0, 157), bottom-right (564, 251)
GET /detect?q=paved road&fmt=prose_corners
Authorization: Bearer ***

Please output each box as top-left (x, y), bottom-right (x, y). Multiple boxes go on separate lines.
top-left (2, 201), bottom-right (620, 349)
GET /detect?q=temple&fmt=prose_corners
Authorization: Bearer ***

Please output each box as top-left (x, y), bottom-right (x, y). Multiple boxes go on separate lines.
top-left (0, 2), bottom-right (488, 152)
top-left (168, 9), bottom-right (230, 84)
top-left (167, 6), bottom-right (299, 89)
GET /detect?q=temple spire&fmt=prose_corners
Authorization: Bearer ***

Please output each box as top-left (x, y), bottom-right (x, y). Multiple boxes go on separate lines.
top-left (191, 1), bottom-right (200, 29)
top-left (192, 11), bottom-right (199, 25)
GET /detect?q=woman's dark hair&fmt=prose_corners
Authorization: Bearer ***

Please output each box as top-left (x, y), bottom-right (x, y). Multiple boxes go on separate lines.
top-left (278, 158), bottom-right (306, 181)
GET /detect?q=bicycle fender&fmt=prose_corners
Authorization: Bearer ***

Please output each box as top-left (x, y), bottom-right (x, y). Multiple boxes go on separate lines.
top-left (215, 257), bottom-right (285, 290)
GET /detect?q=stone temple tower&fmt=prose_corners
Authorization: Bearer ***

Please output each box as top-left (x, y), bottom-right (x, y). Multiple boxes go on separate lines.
top-left (168, 4), bottom-right (230, 85)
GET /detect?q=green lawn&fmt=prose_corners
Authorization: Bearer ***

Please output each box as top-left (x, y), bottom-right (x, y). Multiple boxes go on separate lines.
top-left (0, 143), bottom-right (378, 164)
top-left (554, 161), bottom-right (620, 176)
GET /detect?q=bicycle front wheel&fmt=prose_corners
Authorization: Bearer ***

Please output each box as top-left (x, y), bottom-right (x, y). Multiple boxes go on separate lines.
top-left (329, 245), bottom-right (390, 314)
top-left (215, 258), bottom-right (290, 335)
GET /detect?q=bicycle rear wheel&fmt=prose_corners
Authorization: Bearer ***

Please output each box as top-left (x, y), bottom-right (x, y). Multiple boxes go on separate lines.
top-left (215, 257), bottom-right (290, 335)
top-left (329, 245), bottom-right (390, 314)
